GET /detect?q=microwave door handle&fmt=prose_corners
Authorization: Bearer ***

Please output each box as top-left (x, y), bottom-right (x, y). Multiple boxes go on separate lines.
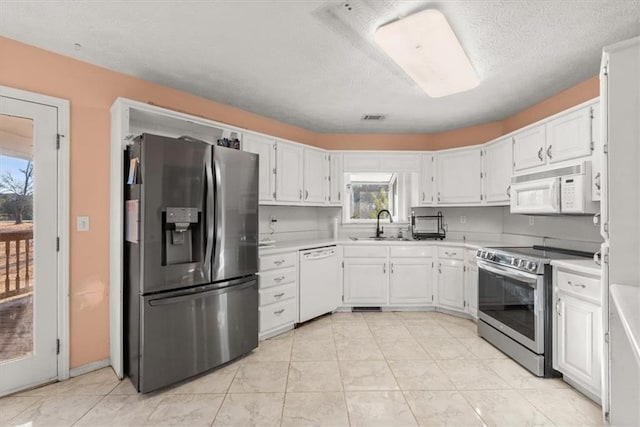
top-left (550, 179), bottom-right (560, 212)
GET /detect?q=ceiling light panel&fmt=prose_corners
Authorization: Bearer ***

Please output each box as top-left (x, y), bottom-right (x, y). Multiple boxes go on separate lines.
top-left (374, 9), bottom-right (480, 98)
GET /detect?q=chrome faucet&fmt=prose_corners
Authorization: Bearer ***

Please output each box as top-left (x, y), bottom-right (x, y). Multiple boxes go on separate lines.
top-left (375, 209), bottom-right (393, 238)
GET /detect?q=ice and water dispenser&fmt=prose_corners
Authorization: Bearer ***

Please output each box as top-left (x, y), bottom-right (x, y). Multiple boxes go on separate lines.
top-left (163, 207), bottom-right (201, 265)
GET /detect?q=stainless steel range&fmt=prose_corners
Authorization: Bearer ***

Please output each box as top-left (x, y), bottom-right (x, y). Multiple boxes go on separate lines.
top-left (475, 246), bottom-right (592, 377)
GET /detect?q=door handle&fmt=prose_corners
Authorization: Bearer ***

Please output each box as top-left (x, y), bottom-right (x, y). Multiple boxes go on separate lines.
top-left (304, 189), bottom-right (309, 200)
top-left (391, 263), bottom-right (394, 274)
top-left (274, 259), bottom-right (285, 266)
top-left (299, 189), bottom-right (303, 200)
top-left (274, 309), bottom-right (285, 315)
top-left (338, 191), bottom-right (341, 201)
top-left (567, 280), bottom-right (586, 289)
top-left (422, 192), bottom-right (425, 201)
top-left (273, 293), bottom-right (285, 299)
top-left (506, 185), bottom-right (511, 197)
top-left (383, 263), bottom-right (386, 274)
top-left (556, 298), bottom-right (561, 315)
top-left (537, 147), bottom-right (543, 161)
top-left (273, 275), bottom-right (285, 282)
top-left (547, 145), bottom-right (552, 159)
top-left (594, 172), bottom-right (601, 190)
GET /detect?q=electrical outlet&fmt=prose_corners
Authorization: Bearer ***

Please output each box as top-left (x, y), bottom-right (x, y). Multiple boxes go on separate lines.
top-left (77, 215), bottom-right (90, 232)
top-left (528, 216), bottom-right (535, 226)
top-left (460, 216), bottom-right (466, 224)
top-left (270, 215), bottom-right (277, 223)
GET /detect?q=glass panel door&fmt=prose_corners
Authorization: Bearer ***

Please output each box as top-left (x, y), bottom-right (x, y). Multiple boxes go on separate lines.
top-left (0, 95), bottom-right (59, 396)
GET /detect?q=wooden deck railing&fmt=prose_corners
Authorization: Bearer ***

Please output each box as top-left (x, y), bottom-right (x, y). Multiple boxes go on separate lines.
top-left (0, 230), bottom-right (33, 301)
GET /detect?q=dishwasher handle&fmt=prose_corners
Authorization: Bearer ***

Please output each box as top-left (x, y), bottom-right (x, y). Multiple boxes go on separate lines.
top-left (302, 249), bottom-right (336, 260)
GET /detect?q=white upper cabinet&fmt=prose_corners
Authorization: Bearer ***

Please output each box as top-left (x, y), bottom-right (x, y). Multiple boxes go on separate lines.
top-left (243, 133), bottom-right (276, 202)
top-left (328, 153), bottom-right (343, 205)
top-left (513, 123), bottom-right (546, 172)
top-left (276, 141), bottom-right (304, 202)
top-left (590, 102), bottom-right (601, 201)
top-left (546, 106), bottom-right (593, 164)
top-left (436, 147), bottom-right (482, 204)
top-left (303, 147), bottom-right (327, 204)
top-left (419, 154), bottom-right (435, 205)
top-left (483, 137), bottom-right (513, 203)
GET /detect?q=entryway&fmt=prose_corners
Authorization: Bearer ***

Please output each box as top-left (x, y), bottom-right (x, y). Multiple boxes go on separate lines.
top-left (0, 87), bottom-right (69, 396)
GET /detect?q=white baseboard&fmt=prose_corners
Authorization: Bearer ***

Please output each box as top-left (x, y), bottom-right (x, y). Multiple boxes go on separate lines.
top-left (69, 358), bottom-right (111, 378)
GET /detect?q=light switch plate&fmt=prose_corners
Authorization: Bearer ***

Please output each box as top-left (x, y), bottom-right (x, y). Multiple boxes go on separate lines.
top-left (77, 215), bottom-right (90, 232)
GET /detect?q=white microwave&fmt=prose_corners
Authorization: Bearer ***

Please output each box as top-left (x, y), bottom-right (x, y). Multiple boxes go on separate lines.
top-left (510, 162), bottom-right (599, 214)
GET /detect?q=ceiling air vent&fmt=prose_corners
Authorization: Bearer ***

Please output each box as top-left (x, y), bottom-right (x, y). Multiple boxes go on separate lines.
top-left (361, 114), bottom-right (386, 121)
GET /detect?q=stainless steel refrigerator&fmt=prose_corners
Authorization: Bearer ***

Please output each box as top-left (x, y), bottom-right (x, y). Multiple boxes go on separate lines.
top-left (124, 133), bottom-right (259, 393)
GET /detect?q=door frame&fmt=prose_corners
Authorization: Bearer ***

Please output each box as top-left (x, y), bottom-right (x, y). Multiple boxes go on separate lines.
top-left (1, 85), bottom-right (70, 382)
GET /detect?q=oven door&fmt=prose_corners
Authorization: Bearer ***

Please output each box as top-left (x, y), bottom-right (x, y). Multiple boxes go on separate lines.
top-left (477, 260), bottom-right (545, 354)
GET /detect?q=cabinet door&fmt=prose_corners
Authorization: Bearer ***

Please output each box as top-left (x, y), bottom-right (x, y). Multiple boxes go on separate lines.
top-left (513, 124), bottom-right (546, 171)
top-left (329, 153), bottom-right (343, 205)
top-left (243, 134), bottom-right (276, 202)
top-left (419, 154), bottom-right (434, 205)
top-left (556, 294), bottom-right (601, 395)
top-left (546, 106), bottom-right (592, 164)
top-left (389, 258), bottom-right (433, 304)
top-left (437, 259), bottom-right (465, 311)
top-left (590, 103), bottom-right (601, 201)
top-left (436, 148), bottom-right (482, 204)
top-left (275, 142), bottom-right (304, 202)
top-left (483, 138), bottom-right (513, 203)
top-left (303, 148), bottom-right (327, 203)
top-left (464, 264), bottom-right (478, 317)
top-left (343, 259), bottom-right (388, 305)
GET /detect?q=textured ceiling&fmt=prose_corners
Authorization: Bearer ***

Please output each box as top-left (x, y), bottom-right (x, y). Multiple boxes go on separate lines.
top-left (1, 0), bottom-right (639, 133)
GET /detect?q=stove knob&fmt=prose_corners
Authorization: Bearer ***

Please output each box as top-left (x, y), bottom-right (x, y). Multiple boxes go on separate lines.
top-left (476, 249), bottom-right (482, 258)
top-left (529, 262), bottom-right (537, 271)
top-left (518, 259), bottom-right (526, 268)
top-left (487, 252), bottom-right (495, 261)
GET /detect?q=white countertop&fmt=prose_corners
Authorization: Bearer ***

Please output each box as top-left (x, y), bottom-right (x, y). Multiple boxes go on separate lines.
top-left (610, 284), bottom-right (640, 367)
top-left (550, 259), bottom-right (601, 276)
top-left (259, 237), bottom-right (511, 255)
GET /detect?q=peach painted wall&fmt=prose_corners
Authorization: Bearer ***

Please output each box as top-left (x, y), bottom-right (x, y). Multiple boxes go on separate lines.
top-left (0, 37), bottom-right (316, 368)
top-left (0, 36), bottom-right (599, 368)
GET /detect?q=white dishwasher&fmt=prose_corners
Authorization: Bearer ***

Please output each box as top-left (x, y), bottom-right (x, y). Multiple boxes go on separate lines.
top-left (299, 245), bottom-right (340, 323)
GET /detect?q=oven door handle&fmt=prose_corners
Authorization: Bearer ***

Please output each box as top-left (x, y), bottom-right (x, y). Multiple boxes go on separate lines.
top-left (477, 260), bottom-right (539, 286)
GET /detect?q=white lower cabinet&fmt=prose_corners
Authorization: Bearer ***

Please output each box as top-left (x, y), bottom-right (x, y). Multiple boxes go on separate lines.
top-left (464, 263), bottom-right (478, 318)
top-left (553, 267), bottom-right (602, 401)
top-left (389, 259), bottom-right (434, 305)
top-left (343, 258), bottom-right (388, 305)
top-left (258, 251), bottom-right (297, 339)
top-left (437, 259), bottom-right (465, 311)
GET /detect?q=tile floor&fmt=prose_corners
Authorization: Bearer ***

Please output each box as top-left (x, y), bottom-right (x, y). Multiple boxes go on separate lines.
top-left (1, 311), bottom-right (604, 426)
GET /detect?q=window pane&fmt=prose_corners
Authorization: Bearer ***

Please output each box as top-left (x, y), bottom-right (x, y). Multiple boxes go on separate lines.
top-left (350, 183), bottom-right (392, 219)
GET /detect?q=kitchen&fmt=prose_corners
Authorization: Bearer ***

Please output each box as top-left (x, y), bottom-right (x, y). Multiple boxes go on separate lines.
top-left (0, 1), bottom-right (639, 426)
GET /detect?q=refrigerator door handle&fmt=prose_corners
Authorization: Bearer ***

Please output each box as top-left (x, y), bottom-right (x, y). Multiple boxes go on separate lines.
top-left (204, 150), bottom-right (214, 280)
top-left (213, 156), bottom-right (224, 274)
top-left (148, 279), bottom-right (256, 306)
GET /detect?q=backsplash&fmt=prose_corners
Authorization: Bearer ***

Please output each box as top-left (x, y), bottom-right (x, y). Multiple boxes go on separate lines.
top-left (259, 205), bottom-right (602, 253)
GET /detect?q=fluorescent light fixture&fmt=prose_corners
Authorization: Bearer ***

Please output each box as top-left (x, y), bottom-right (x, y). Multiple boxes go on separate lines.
top-left (374, 9), bottom-right (479, 97)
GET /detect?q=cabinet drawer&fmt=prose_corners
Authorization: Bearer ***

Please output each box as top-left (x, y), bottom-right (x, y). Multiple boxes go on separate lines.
top-left (556, 269), bottom-right (601, 302)
top-left (259, 267), bottom-right (296, 289)
top-left (438, 247), bottom-right (463, 260)
top-left (260, 283), bottom-right (296, 307)
top-left (260, 299), bottom-right (296, 332)
top-left (389, 245), bottom-right (432, 258)
top-left (343, 246), bottom-right (387, 258)
top-left (465, 249), bottom-right (478, 264)
top-left (260, 252), bottom-right (296, 271)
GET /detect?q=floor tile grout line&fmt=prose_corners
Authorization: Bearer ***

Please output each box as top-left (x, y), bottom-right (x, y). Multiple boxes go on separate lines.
top-left (278, 327), bottom-right (296, 427)
top-left (331, 311), bottom-right (352, 427)
top-left (3, 394), bottom-right (44, 425)
top-left (69, 392), bottom-right (112, 426)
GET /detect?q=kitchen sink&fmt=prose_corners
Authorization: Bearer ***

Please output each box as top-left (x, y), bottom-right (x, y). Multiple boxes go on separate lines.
top-left (349, 236), bottom-right (413, 241)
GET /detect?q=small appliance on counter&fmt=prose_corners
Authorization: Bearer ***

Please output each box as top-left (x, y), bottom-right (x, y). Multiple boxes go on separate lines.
top-left (475, 245), bottom-right (594, 377)
top-left (124, 133), bottom-right (259, 393)
top-left (411, 211), bottom-right (446, 240)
